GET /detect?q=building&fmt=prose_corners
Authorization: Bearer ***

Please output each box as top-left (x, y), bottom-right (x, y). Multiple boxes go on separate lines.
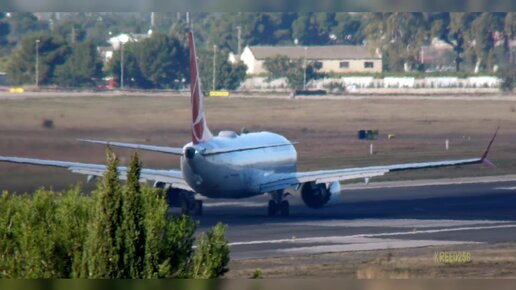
top-left (98, 32), bottom-right (152, 63)
top-left (108, 33), bottom-right (151, 51)
top-left (237, 45), bottom-right (382, 75)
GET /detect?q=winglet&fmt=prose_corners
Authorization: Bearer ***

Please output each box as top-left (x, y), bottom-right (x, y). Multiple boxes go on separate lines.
top-left (480, 127), bottom-right (499, 167)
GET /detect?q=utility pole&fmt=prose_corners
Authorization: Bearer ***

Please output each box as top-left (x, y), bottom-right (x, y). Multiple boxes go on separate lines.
top-left (118, 34), bottom-right (129, 90)
top-left (212, 44), bottom-right (217, 91)
top-left (303, 46), bottom-right (307, 90)
top-left (120, 42), bottom-right (124, 90)
top-left (35, 39), bottom-right (40, 88)
top-left (236, 25), bottom-right (242, 55)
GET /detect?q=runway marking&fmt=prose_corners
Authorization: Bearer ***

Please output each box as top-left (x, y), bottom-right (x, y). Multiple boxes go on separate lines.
top-left (203, 201), bottom-right (264, 208)
top-left (228, 223), bottom-right (516, 247)
top-left (280, 219), bottom-right (509, 229)
top-left (494, 187), bottom-right (516, 191)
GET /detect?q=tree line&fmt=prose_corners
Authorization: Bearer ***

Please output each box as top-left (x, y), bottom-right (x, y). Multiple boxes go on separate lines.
top-left (201, 12), bottom-right (514, 73)
top-left (3, 30), bottom-right (247, 90)
top-left (1, 12), bottom-right (514, 88)
top-left (0, 150), bottom-right (229, 278)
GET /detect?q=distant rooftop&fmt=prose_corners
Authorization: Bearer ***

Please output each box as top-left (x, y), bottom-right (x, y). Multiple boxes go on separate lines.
top-left (248, 45), bottom-right (380, 60)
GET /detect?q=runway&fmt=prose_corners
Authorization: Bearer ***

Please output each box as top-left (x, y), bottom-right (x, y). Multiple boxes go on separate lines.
top-left (189, 178), bottom-right (516, 260)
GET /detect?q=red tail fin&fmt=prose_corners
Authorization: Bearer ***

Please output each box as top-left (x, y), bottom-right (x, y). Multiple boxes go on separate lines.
top-left (189, 31), bottom-right (213, 144)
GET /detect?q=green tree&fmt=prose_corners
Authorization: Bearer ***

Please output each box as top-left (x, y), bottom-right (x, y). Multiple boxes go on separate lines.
top-left (332, 13), bottom-right (364, 45)
top-left (120, 152), bottom-right (145, 278)
top-left (138, 34), bottom-right (188, 89)
top-left (54, 21), bottom-right (87, 44)
top-left (292, 12), bottom-right (336, 45)
top-left (500, 65), bottom-right (515, 92)
top-left (5, 13), bottom-right (48, 46)
top-left (505, 12), bottom-right (516, 36)
top-left (217, 60), bottom-right (247, 90)
top-left (363, 13), bottom-right (428, 71)
top-left (263, 55), bottom-right (292, 81)
top-left (55, 40), bottom-right (103, 87)
top-left (106, 34), bottom-right (188, 89)
top-left (6, 33), bottom-right (70, 85)
top-left (191, 223), bottom-right (230, 279)
top-left (467, 13), bottom-right (506, 72)
top-left (427, 12), bottom-right (476, 71)
top-left (160, 214), bottom-right (197, 278)
top-left (107, 41), bottom-right (151, 88)
top-left (198, 46), bottom-right (247, 91)
top-left (0, 150), bottom-right (230, 279)
top-left (82, 149), bottom-right (124, 278)
top-left (0, 187), bottom-right (92, 278)
top-left (0, 13), bottom-right (10, 48)
top-left (55, 187), bottom-right (91, 278)
top-left (264, 55), bottom-right (323, 90)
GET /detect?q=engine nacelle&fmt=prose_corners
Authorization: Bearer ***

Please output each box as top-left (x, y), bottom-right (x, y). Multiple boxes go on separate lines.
top-left (153, 181), bottom-right (195, 207)
top-left (153, 181), bottom-right (169, 189)
top-left (300, 181), bottom-right (341, 209)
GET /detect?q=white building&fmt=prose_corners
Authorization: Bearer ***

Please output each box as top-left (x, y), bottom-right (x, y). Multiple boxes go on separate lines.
top-left (237, 45), bottom-right (382, 75)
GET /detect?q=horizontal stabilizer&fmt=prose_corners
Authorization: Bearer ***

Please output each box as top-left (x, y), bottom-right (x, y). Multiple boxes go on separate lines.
top-left (202, 142), bottom-right (297, 156)
top-left (78, 139), bottom-right (183, 155)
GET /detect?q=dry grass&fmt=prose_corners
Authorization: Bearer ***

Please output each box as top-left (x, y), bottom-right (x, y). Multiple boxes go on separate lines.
top-left (228, 243), bottom-right (516, 278)
top-left (1, 94), bottom-right (516, 193)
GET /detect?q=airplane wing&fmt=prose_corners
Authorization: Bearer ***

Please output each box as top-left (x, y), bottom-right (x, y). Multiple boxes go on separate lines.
top-left (260, 128), bottom-right (498, 193)
top-left (78, 139), bottom-right (184, 155)
top-left (0, 156), bottom-right (192, 191)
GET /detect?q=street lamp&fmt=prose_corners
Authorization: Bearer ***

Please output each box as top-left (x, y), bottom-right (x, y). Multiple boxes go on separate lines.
top-left (303, 46), bottom-right (307, 90)
top-left (212, 44), bottom-right (217, 91)
top-left (118, 34), bottom-right (129, 90)
top-left (35, 39), bottom-right (40, 88)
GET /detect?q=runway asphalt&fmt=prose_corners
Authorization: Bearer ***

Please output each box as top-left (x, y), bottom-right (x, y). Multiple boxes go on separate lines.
top-left (186, 179), bottom-right (516, 260)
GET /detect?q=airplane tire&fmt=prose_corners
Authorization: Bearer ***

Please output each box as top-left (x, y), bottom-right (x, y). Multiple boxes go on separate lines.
top-left (193, 200), bottom-right (203, 216)
top-left (267, 200), bottom-right (276, 217)
top-left (280, 200), bottom-right (289, 217)
top-left (181, 199), bottom-right (190, 215)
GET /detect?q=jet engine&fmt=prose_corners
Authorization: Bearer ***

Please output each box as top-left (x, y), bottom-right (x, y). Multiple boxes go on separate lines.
top-left (300, 181), bottom-right (341, 209)
top-left (184, 146), bottom-right (196, 159)
top-left (153, 181), bottom-right (189, 207)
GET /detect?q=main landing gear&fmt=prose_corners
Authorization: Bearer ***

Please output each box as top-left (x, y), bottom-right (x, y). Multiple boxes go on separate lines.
top-left (267, 190), bottom-right (289, 217)
top-left (181, 198), bottom-right (203, 216)
top-left (163, 186), bottom-right (203, 216)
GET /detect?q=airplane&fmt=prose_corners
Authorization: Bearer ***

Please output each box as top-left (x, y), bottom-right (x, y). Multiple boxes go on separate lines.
top-left (0, 31), bottom-right (499, 217)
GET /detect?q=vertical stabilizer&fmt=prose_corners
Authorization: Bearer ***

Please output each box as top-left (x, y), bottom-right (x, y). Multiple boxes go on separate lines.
top-left (189, 31), bottom-right (213, 144)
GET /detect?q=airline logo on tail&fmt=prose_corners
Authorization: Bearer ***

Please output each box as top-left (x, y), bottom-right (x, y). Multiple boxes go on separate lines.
top-left (189, 32), bottom-right (213, 145)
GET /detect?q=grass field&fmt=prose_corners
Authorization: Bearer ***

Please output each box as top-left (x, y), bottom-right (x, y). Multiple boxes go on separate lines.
top-left (1, 94), bottom-right (515, 193)
top-left (228, 242), bottom-right (516, 278)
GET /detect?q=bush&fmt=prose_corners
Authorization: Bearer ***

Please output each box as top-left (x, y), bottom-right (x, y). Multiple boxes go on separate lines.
top-left (0, 187), bottom-right (91, 278)
top-left (0, 150), bottom-right (230, 278)
top-left (190, 223), bottom-right (230, 279)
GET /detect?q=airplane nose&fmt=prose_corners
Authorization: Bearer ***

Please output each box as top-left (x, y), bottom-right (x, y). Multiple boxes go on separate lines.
top-left (184, 146), bottom-right (196, 159)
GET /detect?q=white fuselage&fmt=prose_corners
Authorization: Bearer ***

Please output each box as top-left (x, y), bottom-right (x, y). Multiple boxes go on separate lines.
top-left (181, 131), bottom-right (297, 198)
